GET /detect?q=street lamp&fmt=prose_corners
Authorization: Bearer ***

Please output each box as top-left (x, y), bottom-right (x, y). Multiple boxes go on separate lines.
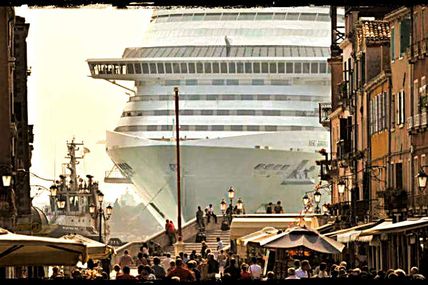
top-left (236, 198), bottom-right (243, 214)
top-left (49, 185), bottom-right (58, 198)
top-left (417, 169), bottom-right (428, 191)
top-left (314, 191), bottom-right (322, 214)
top-left (56, 198), bottom-right (66, 210)
top-left (228, 186), bottom-right (235, 204)
top-left (90, 191), bottom-right (113, 243)
top-left (220, 199), bottom-right (227, 213)
top-left (2, 174), bottom-right (12, 187)
top-left (303, 194), bottom-right (309, 206)
top-left (338, 180), bottom-right (346, 195)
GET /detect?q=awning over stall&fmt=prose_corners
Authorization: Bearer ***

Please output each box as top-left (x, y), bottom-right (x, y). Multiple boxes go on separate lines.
top-left (259, 226), bottom-right (345, 254)
top-left (60, 234), bottom-right (114, 260)
top-left (0, 228), bottom-right (87, 266)
top-left (360, 218), bottom-right (428, 236)
top-left (230, 215), bottom-right (319, 240)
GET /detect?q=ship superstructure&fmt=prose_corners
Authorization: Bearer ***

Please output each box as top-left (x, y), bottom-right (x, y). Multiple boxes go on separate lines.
top-left (88, 7), bottom-right (340, 230)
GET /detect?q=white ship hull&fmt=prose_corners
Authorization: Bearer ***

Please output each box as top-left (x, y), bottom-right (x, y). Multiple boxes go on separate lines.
top-left (107, 130), bottom-right (330, 225)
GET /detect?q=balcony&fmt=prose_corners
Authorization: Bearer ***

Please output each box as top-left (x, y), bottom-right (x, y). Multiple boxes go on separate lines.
top-left (318, 102), bottom-right (332, 130)
top-left (407, 116), bottom-right (413, 131)
top-left (336, 139), bottom-right (352, 161)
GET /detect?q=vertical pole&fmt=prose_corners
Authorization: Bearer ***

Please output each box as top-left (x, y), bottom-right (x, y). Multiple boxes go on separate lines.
top-left (99, 206), bottom-right (103, 243)
top-left (174, 87), bottom-right (182, 241)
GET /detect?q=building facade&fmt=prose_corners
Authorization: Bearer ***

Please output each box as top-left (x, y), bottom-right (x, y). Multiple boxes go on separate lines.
top-left (321, 5), bottom-right (428, 272)
top-left (0, 7), bottom-right (33, 233)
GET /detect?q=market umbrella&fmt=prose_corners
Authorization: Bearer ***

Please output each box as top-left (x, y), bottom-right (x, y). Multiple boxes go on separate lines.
top-left (0, 228), bottom-right (87, 266)
top-left (60, 233), bottom-right (114, 260)
top-left (259, 226), bottom-right (345, 254)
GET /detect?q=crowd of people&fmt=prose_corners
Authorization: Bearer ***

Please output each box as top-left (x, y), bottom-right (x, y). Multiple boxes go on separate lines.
top-left (47, 241), bottom-right (427, 282)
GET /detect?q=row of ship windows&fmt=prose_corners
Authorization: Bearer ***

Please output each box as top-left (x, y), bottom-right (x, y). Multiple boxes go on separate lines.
top-left (129, 94), bottom-right (325, 102)
top-left (92, 61), bottom-right (330, 76)
top-left (121, 109), bottom-right (318, 117)
top-left (149, 28), bottom-right (330, 39)
top-left (153, 12), bottom-right (333, 23)
top-left (137, 79), bottom-right (329, 87)
top-left (115, 125), bottom-right (323, 132)
top-left (124, 45), bottom-right (330, 58)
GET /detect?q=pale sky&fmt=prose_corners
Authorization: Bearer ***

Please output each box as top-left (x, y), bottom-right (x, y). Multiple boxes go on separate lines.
top-left (15, 6), bottom-right (153, 206)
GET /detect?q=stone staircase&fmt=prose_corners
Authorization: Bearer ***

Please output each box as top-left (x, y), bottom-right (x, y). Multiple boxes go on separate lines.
top-left (181, 226), bottom-right (231, 254)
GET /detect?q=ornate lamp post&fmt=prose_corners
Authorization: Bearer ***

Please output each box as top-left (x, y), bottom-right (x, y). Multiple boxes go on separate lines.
top-left (236, 198), bottom-right (244, 214)
top-left (417, 169), bottom-right (428, 191)
top-left (89, 191), bottom-right (113, 243)
top-left (337, 180), bottom-right (346, 197)
top-left (228, 186), bottom-right (235, 206)
top-left (302, 194), bottom-right (309, 208)
top-left (1, 174), bottom-right (12, 187)
top-left (314, 191), bottom-right (322, 214)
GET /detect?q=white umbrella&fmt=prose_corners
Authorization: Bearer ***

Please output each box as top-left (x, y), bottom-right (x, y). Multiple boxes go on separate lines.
top-left (60, 234), bottom-right (114, 260)
top-left (0, 228), bottom-right (87, 266)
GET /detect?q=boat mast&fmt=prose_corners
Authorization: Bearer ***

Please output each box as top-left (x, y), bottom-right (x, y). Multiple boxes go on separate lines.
top-left (66, 138), bottom-right (83, 192)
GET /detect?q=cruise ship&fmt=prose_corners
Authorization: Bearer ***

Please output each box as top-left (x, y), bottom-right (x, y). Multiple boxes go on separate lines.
top-left (87, 7), bottom-right (337, 229)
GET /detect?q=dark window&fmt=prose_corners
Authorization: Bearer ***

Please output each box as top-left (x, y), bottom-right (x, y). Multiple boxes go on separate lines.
top-left (300, 13), bottom-right (316, 21)
top-left (157, 63), bottom-right (165, 74)
top-left (237, 62), bottom-right (244, 73)
top-left (228, 62), bottom-right (236, 73)
top-left (273, 13), bottom-right (286, 20)
top-left (221, 13), bottom-right (238, 20)
top-left (135, 63), bottom-right (142, 74)
top-left (319, 62), bottom-right (327, 73)
top-left (278, 62), bottom-right (285, 73)
top-left (237, 110), bottom-right (255, 115)
top-left (196, 62), bottom-right (203, 73)
top-left (400, 17), bottom-right (411, 56)
top-left (165, 63), bottom-right (172, 73)
top-left (195, 125), bottom-right (208, 131)
top-left (311, 62), bottom-right (318, 73)
top-left (220, 63), bottom-right (228, 73)
top-left (238, 13), bottom-right (255, 20)
top-left (295, 62), bottom-right (302, 73)
top-left (149, 63), bottom-right (157, 74)
top-left (207, 95), bottom-right (218, 100)
top-left (180, 63), bottom-right (187, 73)
top-left (223, 95), bottom-right (235, 100)
top-left (226, 79), bottom-right (239, 85)
top-left (261, 62), bottom-right (269, 73)
top-left (188, 62), bottom-right (196, 73)
top-left (256, 13), bottom-right (273, 20)
top-left (204, 62), bottom-right (212, 73)
top-left (286, 62), bottom-right (293, 73)
top-left (147, 125), bottom-right (158, 131)
top-left (247, 125), bottom-right (259, 131)
top-left (303, 62), bottom-right (310, 73)
top-left (242, 95), bottom-right (254, 100)
top-left (212, 79), bottom-right (225, 85)
top-left (395, 163), bottom-right (403, 189)
top-left (245, 62), bottom-right (252, 73)
top-left (217, 110), bottom-right (229, 115)
top-left (252, 79), bottom-right (264, 85)
top-left (231, 125), bottom-right (243, 131)
top-left (286, 13), bottom-right (299, 20)
top-left (269, 63), bottom-right (277, 73)
top-left (142, 63), bottom-right (149, 74)
top-left (126, 64), bottom-right (134, 74)
top-left (265, 126), bottom-right (277, 131)
top-left (253, 62), bottom-right (261, 73)
top-left (205, 13), bottom-right (221, 21)
top-left (212, 125), bottom-right (224, 131)
top-left (185, 79), bottom-right (197, 85)
top-left (212, 62), bottom-right (220, 73)
top-left (201, 110), bottom-right (213, 115)
top-left (173, 63), bottom-right (180, 73)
